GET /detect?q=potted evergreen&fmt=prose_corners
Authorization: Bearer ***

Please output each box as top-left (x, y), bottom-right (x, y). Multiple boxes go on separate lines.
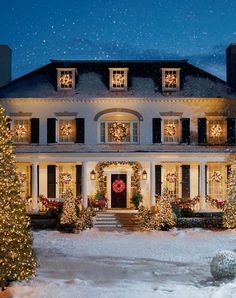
top-left (95, 190), bottom-right (107, 209)
top-left (130, 192), bottom-right (143, 209)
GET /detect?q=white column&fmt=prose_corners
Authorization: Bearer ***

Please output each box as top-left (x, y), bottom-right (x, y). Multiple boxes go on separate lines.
top-left (82, 161), bottom-right (88, 208)
top-left (200, 162), bottom-right (206, 210)
top-left (32, 162), bottom-right (39, 213)
top-left (150, 162), bottom-right (156, 208)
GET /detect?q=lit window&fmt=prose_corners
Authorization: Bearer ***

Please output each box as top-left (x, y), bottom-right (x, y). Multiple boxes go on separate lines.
top-left (163, 164), bottom-right (180, 198)
top-left (109, 68), bottom-right (128, 90)
top-left (57, 68), bottom-right (76, 90)
top-left (208, 119), bottom-right (226, 144)
top-left (208, 164), bottom-right (227, 200)
top-left (163, 119), bottom-right (179, 143)
top-left (58, 119), bottom-right (75, 143)
top-left (58, 165), bottom-right (76, 198)
top-left (100, 121), bottom-right (138, 143)
top-left (13, 119), bottom-right (30, 143)
top-left (161, 68), bottom-right (180, 91)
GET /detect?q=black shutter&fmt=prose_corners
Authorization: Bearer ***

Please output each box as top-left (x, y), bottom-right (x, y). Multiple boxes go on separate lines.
top-left (182, 165), bottom-right (190, 199)
top-left (30, 118), bottom-right (40, 143)
top-left (155, 165), bottom-right (162, 195)
top-left (47, 165), bottom-right (56, 198)
top-left (75, 165), bottom-right (82, 196)
top-left (181, 118), bottom-right (190, 144)
top-left (205, 165), bottom-right (208, 196)
top-left (198, 118), bottom-right (207, 144)
top-left (47, 118), bottom-right (56, 143)
top-left (76, 118), bottom-right (85, 143)
top-left (152, 118), bottom-right (162, 143)
top-left (227, 118), bottom-right (235, 145)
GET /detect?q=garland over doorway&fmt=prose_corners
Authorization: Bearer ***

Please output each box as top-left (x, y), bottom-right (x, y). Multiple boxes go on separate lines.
top-left (95, 161), bottom-right (142, 195)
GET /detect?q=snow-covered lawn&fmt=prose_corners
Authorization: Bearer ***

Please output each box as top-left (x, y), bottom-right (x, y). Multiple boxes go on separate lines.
top-left (8, 228), bottom-right (236, 298)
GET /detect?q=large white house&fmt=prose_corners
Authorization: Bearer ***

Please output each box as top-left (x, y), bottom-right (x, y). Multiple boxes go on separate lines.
top-left (1, 44), bottom-right (236, 213)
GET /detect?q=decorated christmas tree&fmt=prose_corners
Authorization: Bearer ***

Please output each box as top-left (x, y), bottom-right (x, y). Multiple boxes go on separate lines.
top-left (0, 106), bottom-right (37, 289)
top-left (60, 188), bottom-right (78, 228)
top-left (155, 188), bottom-right (176, 230)
top-left (223, 159), bottom-right (236, 228)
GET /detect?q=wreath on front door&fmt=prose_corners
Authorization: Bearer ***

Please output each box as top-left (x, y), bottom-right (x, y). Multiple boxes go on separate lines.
top-left (112, 179), bottom-right (126, 193)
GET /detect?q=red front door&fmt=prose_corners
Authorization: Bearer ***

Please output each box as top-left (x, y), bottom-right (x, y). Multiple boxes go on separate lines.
top-left (111, 174), bottom-right (127, 208)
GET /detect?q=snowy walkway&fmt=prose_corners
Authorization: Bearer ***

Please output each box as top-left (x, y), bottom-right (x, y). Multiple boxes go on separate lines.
top-left (9, 228), bottom-right (236, 298)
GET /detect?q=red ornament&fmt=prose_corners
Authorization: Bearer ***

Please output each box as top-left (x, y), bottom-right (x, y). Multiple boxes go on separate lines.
top-left (112, 179), bottom-right (126, 193)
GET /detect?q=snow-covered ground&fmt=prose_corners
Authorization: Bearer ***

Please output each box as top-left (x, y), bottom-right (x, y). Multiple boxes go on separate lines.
top-left (9, 228), bottom-right (236, 298)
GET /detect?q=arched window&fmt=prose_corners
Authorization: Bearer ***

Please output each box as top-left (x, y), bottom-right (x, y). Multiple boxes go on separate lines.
top-left (98, 112), bottom-right (140, 144)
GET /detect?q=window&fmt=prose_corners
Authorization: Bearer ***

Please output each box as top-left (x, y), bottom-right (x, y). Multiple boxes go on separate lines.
top-left (163, 164), bottom-right (180, 198)
top-left (161, 68), bottom-right (180, 91)
top-left (100, 121), bottom-right (138, 143)
top-left (57, 68), bottom-right (76, 90)
top-left (13, 119), bottom-right (30, 143)
top-left (163, 119), bottom-right (180, 143)
top-left (207, 118), bottom-right (226, 144)
top-left (109, 68), bottom-right (128, 90)
top-left (208, 164), bottom-right (227, 200)
top-left (58, 119), bottom-right (75, 143)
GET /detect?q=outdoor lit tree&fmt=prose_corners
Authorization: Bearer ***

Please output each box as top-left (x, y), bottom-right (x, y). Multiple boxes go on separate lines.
top-left (60, 188), bottom-right (78, 228)
top-left (0, 105), bottom-right (37, 290)
top-left (155, 188), bottom-right (176, 230)
top-left (223, 159), bottom-right (236, 228)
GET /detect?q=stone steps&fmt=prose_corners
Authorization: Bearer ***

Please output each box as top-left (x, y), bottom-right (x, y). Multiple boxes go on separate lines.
top-left (93, 211), bottom-right (140, 230)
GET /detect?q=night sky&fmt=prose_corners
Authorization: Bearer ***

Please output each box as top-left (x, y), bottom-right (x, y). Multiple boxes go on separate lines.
top-left (1, 0), bottom-right (236, 80)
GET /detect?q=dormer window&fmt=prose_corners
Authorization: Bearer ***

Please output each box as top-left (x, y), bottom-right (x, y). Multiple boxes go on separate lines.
top-left (109, 68), bottom-right (128, 91)
top-left (161, 68), bottom-right (180, 91)
top-left (57, 68), bottom-right (76, 91)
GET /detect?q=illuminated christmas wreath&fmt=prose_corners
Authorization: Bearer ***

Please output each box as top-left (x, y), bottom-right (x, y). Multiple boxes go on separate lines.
top-left (14, 124), bottom-right (27, 137)
top-left (112, 179), bottom-right (126, 193)
top-left (210, 171), bottom-right (222, 183)
top-left (109, 122), bottom-right (128, 142)
top-left (165, 73), bottom-right (177, 88)
top-left (60, 73), bottom-right (72, 87)
top-left (59, 172), bottom-right (72, 184)
top-left (60, 123), bottom-right (73, 136)
top-left (166, 172), bottom-right (177, 183)
top-left (210, 124), bottom-right (223, 137)
top-left (165, 124), bottom-right (176, 136)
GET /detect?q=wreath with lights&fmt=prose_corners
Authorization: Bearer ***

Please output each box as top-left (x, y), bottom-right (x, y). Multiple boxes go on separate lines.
top-left (210, 124), bottom-right (223, 137)
top-left (60, 124), bottom-right (73, 136)
top-left (108, 122), bottom-right (128, 142)
top-left (112, 179), bottom-right (126, 193)
top-left (60, 73), bottom-right (72, 86)
top-left (165, 124), bottom-right (176, 136)
top-left (210, 171), bottom-right (222, 183)
top-left (59, 172), bottom-right (72, 184)
top-left (166, 172), bottom-right (177, 183)
top-left (14, 124), bottom-right (27, 137)
top-left (165, 73), bottom-right (177, 87)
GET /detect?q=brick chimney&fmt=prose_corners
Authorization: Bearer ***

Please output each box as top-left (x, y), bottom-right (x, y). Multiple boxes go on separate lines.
top-left (226, 44), bottom-right (236, 90)
top-left (0, 45), bottom-right (12, 88)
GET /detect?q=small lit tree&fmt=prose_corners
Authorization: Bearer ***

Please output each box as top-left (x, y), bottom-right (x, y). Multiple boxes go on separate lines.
top-left (0, 106), bottom-right (37, 290)
top-left (223, 159), bottom-right (236, 228)
top-left (60, 188), bottom-right (78, 230)
top-left (155, 188), bottom-right (176, 230)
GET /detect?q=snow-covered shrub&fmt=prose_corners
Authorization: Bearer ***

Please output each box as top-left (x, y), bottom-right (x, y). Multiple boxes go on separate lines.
top-left (210, 250), bottom-right (236, 280)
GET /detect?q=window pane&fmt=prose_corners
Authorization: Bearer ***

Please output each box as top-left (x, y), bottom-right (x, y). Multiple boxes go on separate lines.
top-left (59, 119), bottom-right (75, 142)
top-left (208, 164), bottom-right (226, 200)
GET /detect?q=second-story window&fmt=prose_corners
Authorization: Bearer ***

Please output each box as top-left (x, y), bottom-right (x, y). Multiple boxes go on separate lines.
top-left (57, 68), bottom-right (76, 91)
top-left (58, 119), bottom-right (76, 143)
top-left (163, 119), bottom-right (180, 143)
top-left (161, 68), bottom-right (180, 91)
top-left (109, 68), bottom-right (128, 91)
top-left (13, 119), bottom-right (30, 143)
top-left (207, 118), bottom-right (226, 144)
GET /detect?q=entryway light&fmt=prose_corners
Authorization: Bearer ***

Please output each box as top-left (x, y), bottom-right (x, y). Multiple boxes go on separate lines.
top-left (142, 170), bottom-right (147, 180)
top-left (90, 170), bottom-right (96, 180)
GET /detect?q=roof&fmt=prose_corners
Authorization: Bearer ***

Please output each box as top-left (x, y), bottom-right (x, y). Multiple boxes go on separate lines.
top-left (0, 59), bottom-right (234, 99)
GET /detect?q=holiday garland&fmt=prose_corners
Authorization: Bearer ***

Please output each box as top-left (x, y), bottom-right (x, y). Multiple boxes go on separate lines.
top-left (112, 179), bottom-right (126, 193)
top-left (96, 161), bottom-right (141, 195)
top-left (39, 195), bottom-right (63, 209)
top-left (205, 195), bottom-right (226, 209)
